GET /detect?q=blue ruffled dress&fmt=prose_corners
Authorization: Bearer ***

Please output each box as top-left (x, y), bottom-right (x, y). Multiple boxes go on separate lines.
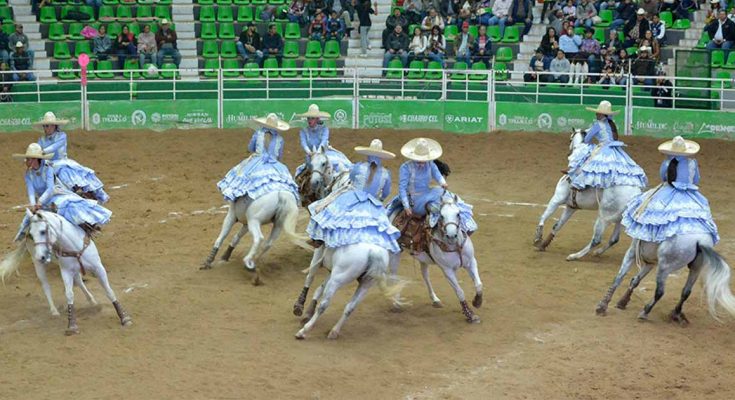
top-left (568, 118), bottom-right (648, 189)
top-left (217, 128), bottom-right (300, 203)
top-left (294, 125), bottom-right (352, 176)
top-left (40, 130), bottom-right (110, 203)
top-left (306, 157), bottom-right (401, 253)
top-left (622, 156), bottom-right (719, 244)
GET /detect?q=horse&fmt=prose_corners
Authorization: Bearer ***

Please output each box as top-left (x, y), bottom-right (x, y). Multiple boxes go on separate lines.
top-left (388, 192), bottom-right (483, 323)
top-left (533, 129), bottom-right (642, 261)
top-left (296, 146), bottom-right (352, 207)
top-left (595, 234), bottom-right (735, 324)
top-left (0, 210), bottom-right (131, 335)
top-left (201, 190), bottom-right (309, 285)
top-left (294, 243), bottom-right (406, 340)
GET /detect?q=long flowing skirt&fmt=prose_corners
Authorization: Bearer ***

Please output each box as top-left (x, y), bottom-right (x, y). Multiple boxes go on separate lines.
top-left (52, 158), bottom-right (110, 203)
top-left (217, 155), bottom-right (299, 203)
top-left (568, 143), bottom-right (648, 189)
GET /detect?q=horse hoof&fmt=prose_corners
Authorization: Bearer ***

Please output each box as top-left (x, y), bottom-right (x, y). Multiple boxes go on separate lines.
top-left (637, 311), bottom-right (649, 321)
top-left (199, 264), bottom-right (212, 270)
top-left (121, 316), bottom-right (133, 327)
top-left (669, 312), bottom-right (689, 327)
top-left (51, 309), bottom-right (61, 317)
top-left (432, 300), bottom-right (444, 308)
top-left (615, 300), bottom-right (629, 310)
top-left (295, 331), bottom-right (306, 340)
top-left (472, 294), bottom-right (483, 308)
top-left (534, 244), bottom-right (547, 252)
top-left (221, 246), bottom-right (234, 262)
top-left (251, 276), bottom-right (262, 286)
top-left (390, 304), bottom-right (404, 313)
top-left (327, 330), bottom-right (340, 340)
top-left (592, 249), bottom-right (604, 257)
top-left (595, 305), bottom-right (607, 316)
top-left (566, 254), bottom-right (580, 261)
top-left (467, 314), bottom-right (481, 324)
top-left (293, 303), bottom-right (304, 316)
top-left (65, 327), bottom-right (80, 336)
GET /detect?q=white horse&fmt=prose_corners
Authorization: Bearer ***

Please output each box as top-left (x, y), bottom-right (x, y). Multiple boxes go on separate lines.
top-left (595, 234), bottom-right (735, 324)
top-left (294, 243), bottom-right (405, 340)
top-left (533, 129), bottom-right (642, 261)
top-left (302, 147), bottom-right (351, 205)
top-left (202, 190), bottom-right (308, 285)
top-left (0, 210), bottom-right (131, 335)
top-left (389, 193), bottom-right (483, 323)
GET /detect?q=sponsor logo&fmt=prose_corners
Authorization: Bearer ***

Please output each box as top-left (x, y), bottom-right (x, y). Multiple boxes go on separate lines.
top-left (91, 113), bottom-right (101, 125)
top-left (537, 113), bottom-right (553, 129)
top-left (182, 111), bottom-right (213, 125)
top-left (0, 117), bottom-right (32, 126)
top-left (498, 114), bottom-right (507, 126)
top-left (131, 110), bottom-right (147, 126)
top-left (333, 109), bottom-right (348, 123)
top-left (225, 112), bottom-right (259, 125)
top-left (634, 119), bottom-right (668, 131)
top-left (698, 122), bottom-right (735, 135)
top-left (151, 112), bottom-right (161, 123)
top-left (445, 114), bottom-right (484, 124)
top-left (399, 114), bottom-right (439, 124)
top-left (363, 112), bottom-right (392, 126)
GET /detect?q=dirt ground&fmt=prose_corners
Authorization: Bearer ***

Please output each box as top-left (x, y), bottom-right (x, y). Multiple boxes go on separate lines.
top-left (1, 127), bottom-right (734, 400)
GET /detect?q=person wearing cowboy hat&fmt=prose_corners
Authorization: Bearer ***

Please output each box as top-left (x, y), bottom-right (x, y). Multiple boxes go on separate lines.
top-left (12, 143), bottom-right (112, 242)
top-left (306, 139), bottom-right (400, 252)
top-left (217, 113), bottom-right (299, 203)
top-left (35, 111), bottom-right (110, 204)
top-left (565, 101), bottom-right (647, 191)
top-left (10, 40), bottom-right (34, 81)
top-left (622, 136), bottom-right (719, 245)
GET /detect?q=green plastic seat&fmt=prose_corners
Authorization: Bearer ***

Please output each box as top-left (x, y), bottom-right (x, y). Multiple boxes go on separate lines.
top-left (450, 61), bottom-right (468, 80)
top-left (254, 5), bottom-right (266, 21)
top-left (98, 5), bottom-right (115, 21)
top-left (262, 57), bottom-right (279, 77)
top-left (425, 61), bottom-right (442, 80)
top-left (724, 52), bottom-right (735, 69)
top-left (1, 23), bottom-right (13, 34)
top-left (79, 6), bottom-right (95, 21)
top-left (107, 22), bottom-right (123, 38)
top-left (712, 50), bottom-right (725, 68)
top-left (40, 7), bottom-right (58, 23)
top-left (103, 0), bottom-right (118, 4)
top-left (0, 6), bottom-right (14, 22)
top-left (57, 60), bottom-right (77, 80)
top-left (217, 6), bottom-right (234, 22)
top-left (222, 59), bottom-right (241, 77)
top-left (468, 25), bottom-right (478, 39)
top-left (671, 19), bottom-right (690, 29)
top-left (283, 40), bottom-right (299, 58)
top-left (219, 22), bottom-right (236, 39)
top-left (280, 58), bottom-right (297, 77)
top-left (494, 61), bottom-right (508, 81)
top-left (501, 26), bottom-right (520, 43)
top-left (593, 27), bottom-right (605, 43)
top-left (385, 59), bottom-right (403, 79)
top-left (445, 25), bottom-right (459, 42)
top-left (407, 24), bottom-right (419, 35)
top-left (199, 0), bottom-right (214, 4)
top-left (284, 22), bottom-right (300, 39)
top-left (200, 5), bottom-right (216, 21)
top-left (487, 25), bottom-right (501, 42)
top-left (117, 5), bottom-right (133, 21)
top-left (128, 23), bottom-right (141, 36)
top-left (143, 63), bottom-right (160, 79)
top-left (157, 0), bottom-right (172, 4)
top-left (300, 59), bottom-right (317, 77)
top-left (60, 5), bottom-right (76, 22)
top-left (305, 40), bottom-right (322, 58)
top-left (234, 0), bottom-right (250, 4)
top-left (68, 23), bottom-right (85, 40)
top-left (252, 0), bottom-right (266, 4)
top-left (54, 41), bottom-right (72, 59)
top-left (595, 9), bottom-right (612, 27)
top-left (574, 27), bottom-right (585, 36)
top-left (160, 63), bottom-right (179, 79)
top-left (123, 58), bottom-right (141, 79)
top-left (203, 58), bottom-right (219, 78)
top-left (221, 41), bottom-right (238, 57)
top-left (626, 46), bottom-right (638, 56)
top-left (136, 6), bottom-right (154, 20)
top-left (468, 62), bottom-right (487, 80)
top-left (218, 0), bottom-right (233, 4)
top-left (495, 46), bottom-right (512, 62)
top-left (155, 5), bottom-right (172, 21)
top-left (48, 23), bottom-right (66, 41)
top-left (75, 40), bottom-right (92, 58)
top-left (659, 11), bottom-right (673, 28)
top-left (323, 40), bottom-right (340, 59)
top-left (137, 0), bottom-right (155, 4)
top-left (406, 60), bottom-right (424, 79)
top-left (95, 60), bottom-right (115, 79)
top-left (696, 32), bottom-right (710, 49)
top-left (320, 59), bottom-right (337, 77)
top-left (201, 22), bottom-right (217, 39)
top-left (202, 40), bottom-right (219, 58)
top-left (237, 6), bottom-right (254, 22)
top-left (268, 0), bottom-right (285, 4)
top-left (243, 62), bottom-right (260, 78)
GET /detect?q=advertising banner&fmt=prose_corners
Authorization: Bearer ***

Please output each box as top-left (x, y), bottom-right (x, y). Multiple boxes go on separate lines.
top-left (89, 100), bottom-right (217, 130)
top-left (0, 102), bottom-right (81, 132)
top-left (359, 100), bottom-right (488, 133)
top-left (631, 107), bottom-right (735, 139)
top-left (222, 99), bottom-right (353, 129)
top-left (495, 102), bottom-right (596, 133)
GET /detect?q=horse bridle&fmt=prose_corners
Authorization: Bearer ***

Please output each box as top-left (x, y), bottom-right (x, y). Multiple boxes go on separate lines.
top-left (431, 195), bottom-right (467, 265)
top-left (29, 214), bottom-right (91, 275)
top-left (309, 153), bottom-right (334, 196)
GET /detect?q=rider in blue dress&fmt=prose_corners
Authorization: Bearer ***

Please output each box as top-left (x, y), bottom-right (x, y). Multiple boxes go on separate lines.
top-left (566, 101), bottom-right (648, 190)
top-left (306, 139), bottom-right (400, 252)
top-left (294, 104), bottom-right (351, 178)
top-left (13, 143), bottom-right (112, 241)
top-left (622, 136), bottom-right (719, 244)
top-left (35, 112), bottom-right (110, 204)
top-left (217, 113), bottom-right (300, 203)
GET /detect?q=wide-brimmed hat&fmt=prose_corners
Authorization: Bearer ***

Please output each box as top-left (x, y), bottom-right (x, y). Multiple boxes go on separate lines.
top-left (586, 100), bottom-right (619, 115)
top-left (14, 41), bottom-right (23, 48)
top-left (658, 136), bottom-right (700, 156)
top-left (297, 104), bottom-right (331, 119)
top-left (354, 139), bottom-right (395, 159)
top-left (13, 143), bottom-right (52, 160)
top-left (253, 113), bottom-right (290, 131)
top-left (401, 138), bottom-right (443, 161)
top-left (32, 111), bottom-right (69, 128)
top-left (160, 18), bottom-right (170, 24)
top-left (636, 8), bottom-right (646, 15)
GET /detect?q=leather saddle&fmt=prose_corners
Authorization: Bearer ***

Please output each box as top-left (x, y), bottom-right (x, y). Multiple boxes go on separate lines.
top-left (393, 210), bottom-right (431, 254)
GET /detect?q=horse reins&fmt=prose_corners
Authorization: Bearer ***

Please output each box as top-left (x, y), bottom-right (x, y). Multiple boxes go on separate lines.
top-left (33, 217), bottom-right (92, 275)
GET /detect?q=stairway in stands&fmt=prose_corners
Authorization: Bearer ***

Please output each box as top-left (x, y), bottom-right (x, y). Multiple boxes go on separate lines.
top-left (344, 0), bottom-right (390, 78)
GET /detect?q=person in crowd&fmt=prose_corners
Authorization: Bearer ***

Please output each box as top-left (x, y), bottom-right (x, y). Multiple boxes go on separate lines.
top-left (309, 12), bottom-right (328, 41)
top-left (623, 8), bottom-right (650, 47)
top-left (524, 48), bottom-right (550, 82)
top-left (262, 23), bottom-right (284, 64)
top-left (610, 0), bottom-right (637, 31)
top-left (640, 0), bottom-right (660, 16)
top-left (93, 25), bottom-right (113, 60)
top-left (383, 7), bottom-right (408, 49)
top-left (155, 19), bottom-right (181, 67)
top-left (421, 8), bottom-right (445, 32)
top-left (631, 45), bottom-right (656, 87)
top-left (382, 24), bottom-right (409, 69)
top-left (580, 28), bottom-right (601, 77)
top-left (650, 13), bottom-right (666, 46)
top-left (9, 24), bottom-right (34, 63)
top-left (237, 23), bottom-right (263, 66)
top-left (651, 71), bottom-right (673, 108)
top-left (562, 0), bottom-right (577, 23)
top-left (137, 24), bottom-right (158, 68)
top-left (603, 29), bottom-right (623, 56)
top-left (403, 0), bottom-right (424, 25)
top-left (615, 48), bottom-right (631, 85)
top-left (326, 9), bottom-right (347, 41)
top-left (539, 26), bottom-right (559, 61)
top-left (510, 0), bottom-right (533, 36)
top-left (576, 0), bottom-right (597, 29)
top-left (472, 25), bottom-right (492, 67)
top-left (639, 31), bottom-right (661, 60)
top-left (550, 49), bottom-right (571, 84)
top-left (427, 25), bottom-right (446, 67)
top-left (598, 51), bottom-right (619, 86)
top-left (540, 0), bottom-right (556, 24)
top-left (0, 21), bottom-right (9, 64)
top-left (705, 10), bottom-right (735, 51)
top-left (549, 9), bottom-right (565, 34)
top-left (487, 0), bottom-right (513, 38)
top-left (454, 21), bottom-right (474, 65)
top-left (355, 0), bottom-right (377, 57)
top-left (407, 26), bottom-right (428, 62)
top-left (115, 25), bottom-right (137, 70)
top-left (10, 42), bottom-right (34, 81)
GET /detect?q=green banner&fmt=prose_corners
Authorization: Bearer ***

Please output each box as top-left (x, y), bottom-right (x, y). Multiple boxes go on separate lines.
top-left (495, 102), bottom-right (597, 132)
top-left (0, 102), bottom-right (81, 132)
top-left (359, 100), bottom-right (488, 133)
top-left (223, 99), bottom-right (353, 129)
top-left (89, 100), bottom-right (217, 130)
top-left (632, 107), bottom-right (735, 139)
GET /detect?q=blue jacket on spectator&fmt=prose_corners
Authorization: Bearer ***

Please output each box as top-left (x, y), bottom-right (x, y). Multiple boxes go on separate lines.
top-left (262, 31), bottom-right (284, 52)
top-left (559, 33), bottom-right (582, 53)
top-left (528, 55), bottom-right (551, 70)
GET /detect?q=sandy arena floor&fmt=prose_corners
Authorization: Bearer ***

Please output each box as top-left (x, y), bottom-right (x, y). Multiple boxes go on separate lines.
top-left (1, 128), bottom-right (734, 399)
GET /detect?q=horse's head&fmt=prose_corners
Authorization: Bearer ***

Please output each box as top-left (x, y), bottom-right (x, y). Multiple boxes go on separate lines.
top-left (430, 193), bottom-right (462, 245)
top-left (26, 209), bottom-right (56, 264)
top-left (569, 128), bottom-right (585, 155)
top-left (308, 146), bottom-right (332, 193)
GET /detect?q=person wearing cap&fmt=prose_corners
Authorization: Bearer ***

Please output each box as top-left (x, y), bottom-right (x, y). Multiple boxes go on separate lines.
top-left (217, 114), bottom-right (299, 203)
top-left (155, 19), bottom-right (181, 68)
top-left (453, 21), bottom-right (474, 66)
top-left (705, 0), bottom-right (721, 26)
top-left (12, 143), bottom-right (112, 242)
top-left (35, 112), bottom-right (110, 203)
top-left (237, 23), bottom-right (264, 66)
top-left (137, 24), bottom-right (158, 68)
top-left (306, 139), bottom-right (400, 251)
top-left (622, 137), bottom-right (719, 245)
top-left (8, 24), bottom-right (34, 65)
top-left (622, 8), bottom-right (650, 48)
top-left (565, 101), bottom-right (647, 191)
top-left (610, 0), bottom-right (637, 31)
top-left (705, 9), bottom-right (735, 51)
top-left (10, 41), bottom-right (34, 81)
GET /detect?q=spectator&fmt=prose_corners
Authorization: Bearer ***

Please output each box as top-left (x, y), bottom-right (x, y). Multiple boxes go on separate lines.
top-left (309, 12), bottom-right (327, 41)
top-left (610, 0), bottom-right (637, 31)
top-left (454, 0), bottom-right (474, 27)
top-left (623, 8), bottom-right (650, 47)
top-left (562, 0), bottom-right (577, 23)
top-left (336, 0), bottom-right (355, 25)
top-left (524, 48), bottom-right (549, 82)
top-left (262, 23), bottom-right (284, 64)
top-left (355, 0), bottom-right (377, 57)
top-left (288, 0), bottom-right (307, 25)
top-left (10, 42), bottom-right (34, 81)
top-left (0, 21), bottom-right (9, 64)
top-left (137, 24), bottom-right (157, 68)
top-left (156, 19), bottom-right (181, 68)
top-left (640, 0), bottom-right (659, 16)
top-left (93, 25), bottom-right (113, 60)
top-left (0, 62), bottom-right (11, 102)
top-left (442, 0), bottom-right (458, 24)
top-left (598, 52), bottom-right (619, 86)
top-left (559, 26), bottom-right (581, 60)
top-left (427, 25), bottom-right (446, 67)
top-left (705, 10), bottom-right (735, 51)
top-left (728, 6), bottom-right (735, 23)
top-left (237, 22), bottom-right (264, 66)
top-left (510, 0), bottom-right (533, 36)
top-left (540, 0), bottom-right (555, 24)
top-left (599, 0), bottom-right (616, 12)
top-left (487, 0), bottom-right (513, 38)
top-left (674, 0), bottom-right (696, 21)
top-left (326, 10), bottom-right (346, 41)
top-left (407, 26), bottom-right (427, 62)
top-left (705, 0), bottom-right (720, 25)
top-left (580, 28), bottom-right (601, 75)
top-left (576, 0), bottom-right (597, 29)
top-left (382, 24), bottom-right (409, 69)
top-left (473, 25), bottom-right (492, 67)
top-left (603, 29), bottom-right (623, 55)
top-left (403, 0), bottom-right (423, 25)
top-left (421, 8), bottom-right (444, 31)
top-left (539, 27), bottom-right (559, 60)
top-left (383, 7), bottom-right (408, 49)
top-left (650, 14), bottom-right (666, 46)
top-left (8, 24), bottom-right (34, 64)
top-left (306, 0), bottom-right (327, 22)
top-left (476, 0), bottom-right (493, 26)
top-left (115, 25), bottom-right (136, 70)
top-left (617, 47), bottom-right (630, 69)
top-left (549, 49), bottom-right (571, 84)
top-left (659, 0), bottom-right (677, 14)
top-left (454, 21), bottom-right (474, 65)
top-left (651, 71), bottom-right (673, 107)
top-left (639, 31), bottom-right (660, 59)
top-left (631, 45), bottom-right (656, 87)
top-left (549, 10), bottom-right (565, 34)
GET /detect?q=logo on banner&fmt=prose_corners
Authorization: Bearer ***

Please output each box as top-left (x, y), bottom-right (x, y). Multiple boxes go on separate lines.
top-left (537, 113), bottom-right (552, 129)
top-left (92, 113), bottom-right (101, 125)
top-left (446, 114), bottom-right (484, 124)
top-left (557, 116), bottom-right (567, 127)
top-left (363, 113), bottom-right (392, 125)
top-left (399, 114), bottom-right (439, 123)
top-left (333, 109), bottom-right (348, 123)
top-left (498, 114), bottom-right (507, 126)
top-left (151, 112), bottom-right (162, 123)
top-left (132, 110), bottom-right (147, 126)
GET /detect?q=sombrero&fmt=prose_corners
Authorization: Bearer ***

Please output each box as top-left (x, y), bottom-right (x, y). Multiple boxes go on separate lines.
top-left (13, 143), bottom-right (52, 160)
top-left (354, 139), bottom-right (395, 159)
top-left (253, 113), bottom-right (290, 131)
top-left (32, 111), bottom-right (69, 128)
top-left (401, 138), bottom-right (443, 161)
top-left (297, 104), bottom-right (331, 119)
top-left (658, 136), bottom-right (700, 156)
top-left (585, 100), bottom-right (620, 115)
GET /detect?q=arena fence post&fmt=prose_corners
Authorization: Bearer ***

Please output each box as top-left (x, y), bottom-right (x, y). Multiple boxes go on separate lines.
top-left (217, 68), bottom-right (223, 129)
top-left (81, 83), bottom-right (88, 131)
top-left (353, 68), bottom-right (359, 129)
top-left (488, 69), bottom-right (495, 132)
top-left (625, 73), bottom-right (633, 135)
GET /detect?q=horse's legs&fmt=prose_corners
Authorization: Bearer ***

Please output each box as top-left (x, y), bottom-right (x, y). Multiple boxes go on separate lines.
top-left (296, 273), bottom-right (344, 339)
top-left (670, 261), bottom-right (704, 326)
top-left (33, 260), bottom-right (59, 316)
top-left (91, 263), bottom-right (132, 327)
top-left (593, 221), bottom-right (622, 257)
top-left (74, 272), bottom-right (97, 306)
top-left (389, 251), bottom-right (406, 309)
top-left (596, 244), bottom-right (636, 315)
top-left (221, 225), bottom-right (247, 262)
top-left (616, 263), bottom-right (654, 310)
top-left (537, 207), bottom-right (576, 252)
top-left (440, 266), bottom-right (480, 323)
top-left (466, 257), bottom-right (483, 309)
top-left (638, 266), bottom-right (672, 320)
top-left (202, 204), bottom-right (237, 269)
top-left (327, 277), bottom-right (375, 340)
top-left (534, 178), bottom-right (570, 247)
top-left (567, 216), bottom-right (607, 261)
top-left (254, 218), bottom-right (283, 263)
top-left (420, 262), bottom-right (442, 307)
top-left (294, 247), bottom-right (324, 316)
top-left (60, 267), bottom-right (78, 335)
top-left (242, 222), bottom-right (264, 272)
top-left (301, 280), bottom-right (326, 324)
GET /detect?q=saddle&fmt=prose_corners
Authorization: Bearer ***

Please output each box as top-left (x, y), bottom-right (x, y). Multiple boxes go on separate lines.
top-left (295, 169), bottom-right (319, 207)
top-left (393, 210), bottom-right (432, 254)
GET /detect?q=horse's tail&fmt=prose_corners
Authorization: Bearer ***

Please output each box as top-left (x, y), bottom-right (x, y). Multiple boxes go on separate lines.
top-left (698, 244), bottom-right (735, 321)
top-left (278, 192), bottom-right (313, 251)
top-left (0, 238), bottom-right (28, 284)
top-left (366, 248), bottom-right (408, 305)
